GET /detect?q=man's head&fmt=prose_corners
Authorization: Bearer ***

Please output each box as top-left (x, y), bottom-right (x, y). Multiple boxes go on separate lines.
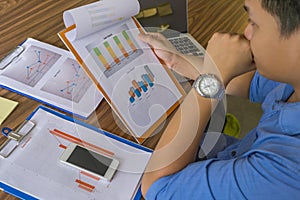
top-left (261, 0), bottom-right (300, 38)
top-left (244, 0), bottom-right (300, 85)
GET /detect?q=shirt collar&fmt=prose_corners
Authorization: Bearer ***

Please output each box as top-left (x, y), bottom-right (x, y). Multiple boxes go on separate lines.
top-left (276, 84), bottom-right (300, 134)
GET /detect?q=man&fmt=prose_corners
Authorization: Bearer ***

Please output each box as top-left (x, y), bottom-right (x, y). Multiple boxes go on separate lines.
top-left (139, 0), bottom-right (300, 199)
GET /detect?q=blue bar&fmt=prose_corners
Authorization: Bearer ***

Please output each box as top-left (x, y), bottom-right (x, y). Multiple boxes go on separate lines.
top-left (142, 74), bottom-right (154, 87)
top-left (129, 96), bottom-right (135, 103)
top-left (134, 89), bottom-right (141, 97)
top-left (138, 81), bottom-right (148, 92)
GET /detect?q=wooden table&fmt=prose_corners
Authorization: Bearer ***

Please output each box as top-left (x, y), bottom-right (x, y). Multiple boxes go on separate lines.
top-left (0, 0), bottom-right (247, 199)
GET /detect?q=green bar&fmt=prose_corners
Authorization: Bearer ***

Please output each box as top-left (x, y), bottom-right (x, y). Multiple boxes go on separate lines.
top-left (122, 31), bottom-right (129, 40)
top-left (113, 36), bottom-right (121, 44)
top-left (104, 41), bottom-right (110, 48)
top-left (93, 47), bottom-right (101, 56)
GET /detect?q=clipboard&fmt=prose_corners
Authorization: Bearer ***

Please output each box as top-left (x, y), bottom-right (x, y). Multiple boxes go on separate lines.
top-left (0, 120), bottom-right (35, 158)
top-left (58, 5), bottom-right (186, 143)
top-left (0, 105), bottom-right (152, 200)
top-left (0, 45), bottom-right (25, 70)
top-left (0, 38), bottom-right (103, 119)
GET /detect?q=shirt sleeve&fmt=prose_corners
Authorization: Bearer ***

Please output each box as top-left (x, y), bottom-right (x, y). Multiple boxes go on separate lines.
top-left (249, 71), bottom-right (280, 103)
top-left (145, 159), bottom-right (218, 200)
top-left (201, 132), bottom-right (239, 160)
top-left (145, 149), bottom-right (299, 200)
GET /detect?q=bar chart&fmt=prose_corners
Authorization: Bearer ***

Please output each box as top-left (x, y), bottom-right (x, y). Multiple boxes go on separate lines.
top-left (128, 65), bottom-right (154, 104)
top-left (87, 29), bottom-right (143, 78)
top-left (120, 64), bottom-right (179, 132)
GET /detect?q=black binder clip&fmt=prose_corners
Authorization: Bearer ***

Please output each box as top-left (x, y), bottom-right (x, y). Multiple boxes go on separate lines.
top-left (0, 45), bottom-right (24, 70)
top-left (0, 120), bottom-right (35, 158)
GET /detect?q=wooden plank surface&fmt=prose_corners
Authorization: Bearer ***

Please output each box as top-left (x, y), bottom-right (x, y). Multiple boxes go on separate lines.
top-left (0, 0), bottom-right (247, 199)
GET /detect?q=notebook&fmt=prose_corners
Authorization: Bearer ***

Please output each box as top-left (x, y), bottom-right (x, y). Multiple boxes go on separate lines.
top-left (136, 0), bottom-right (205, 57)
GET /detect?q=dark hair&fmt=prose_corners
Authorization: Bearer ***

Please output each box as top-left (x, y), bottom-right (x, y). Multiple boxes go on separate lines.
top-left (261, 0), bottom-right (300, 37)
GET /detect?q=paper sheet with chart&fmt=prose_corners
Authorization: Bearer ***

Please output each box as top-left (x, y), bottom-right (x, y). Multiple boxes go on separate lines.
top-left (0, 107), bottom-right (152, 199)
top-left (0, 38), bottom-right (103, 118)
top-left (59, 0), bottom-right (185, 141)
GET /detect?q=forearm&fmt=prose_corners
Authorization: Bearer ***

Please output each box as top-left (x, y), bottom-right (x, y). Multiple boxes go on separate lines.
top-left (171, 54), bottom-right (204, 80)
top-left (141, 88), bottom-right (217, 196)
top-left (226, 70), bottom-right (256, 99)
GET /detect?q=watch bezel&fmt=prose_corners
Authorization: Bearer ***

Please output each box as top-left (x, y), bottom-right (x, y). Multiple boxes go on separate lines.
top-left (193, 73), bottom-right (225, 100)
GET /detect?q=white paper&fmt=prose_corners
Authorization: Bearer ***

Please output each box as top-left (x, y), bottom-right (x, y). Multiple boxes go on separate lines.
top-left (0, 107), bottom-right (152, 199)
top-left (0, 38), bottom-right (103, 118)
top-left (63, 0), bottom-right (140, 41)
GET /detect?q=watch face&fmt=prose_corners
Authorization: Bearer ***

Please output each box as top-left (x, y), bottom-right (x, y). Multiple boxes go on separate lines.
top-left (193, 73), bottom-right (224, 99)
top-left (199, 76), bottom-right (219, 96)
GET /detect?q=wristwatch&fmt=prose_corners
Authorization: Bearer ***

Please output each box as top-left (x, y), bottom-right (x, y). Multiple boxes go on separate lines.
top-left (192, 73), bottom-right (225, 100)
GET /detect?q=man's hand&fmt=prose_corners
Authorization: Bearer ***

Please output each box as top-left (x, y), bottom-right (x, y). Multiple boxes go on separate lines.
top-left (204, 33), bottom-right (256, 86)
top-left (138, 32), bottom-right (203, 80)
top-left (138, 32), bottom-right (178, 66)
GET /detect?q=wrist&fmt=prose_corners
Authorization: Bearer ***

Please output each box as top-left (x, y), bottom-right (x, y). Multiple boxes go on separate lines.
top-left (221, 74), bottom-right (232, 88)
top-left (191, 71), bottom-right (201, 80)
top-left (215, 67), bottom-right (233, 89)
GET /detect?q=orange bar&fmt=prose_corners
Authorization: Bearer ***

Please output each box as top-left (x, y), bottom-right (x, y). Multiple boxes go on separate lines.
top-left (78, 184), bottom-right (94, 193)
top-left (132, 80), bottom-right (142, 92)
top-left (148, 74), bottom-right (154, 82)
top-left (76, 179), bottom-right (95, 190)
top-left (129, 90), bottom-right (135, 97)
top-left (143, 81), bottom-right (148, 87)
top-left (59, 144), bottom-right (67, 149)
top-left (80, 171), bottom-right (101, 181)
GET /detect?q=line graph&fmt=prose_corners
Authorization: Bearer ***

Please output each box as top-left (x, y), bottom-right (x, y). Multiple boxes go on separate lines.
top-left (2, 45), bottom-right (61, 87)
top-left (41, 58), bottom-right (93, 103)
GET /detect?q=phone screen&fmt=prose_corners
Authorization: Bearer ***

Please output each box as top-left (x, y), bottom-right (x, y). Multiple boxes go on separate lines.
top-left (67, 145), bottom-right (113, 176)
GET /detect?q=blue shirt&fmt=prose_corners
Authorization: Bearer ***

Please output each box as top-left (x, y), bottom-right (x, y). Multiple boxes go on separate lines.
top-left (146, 71), bottom-right (300, 200)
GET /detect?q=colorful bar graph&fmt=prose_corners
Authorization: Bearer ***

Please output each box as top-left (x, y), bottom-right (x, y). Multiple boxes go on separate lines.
top-left (88, 27), bottom-right (145, 78)
top-left (104, 41), bottom-right (120, 64)
top-left (93, 47), bottom-right (111, 70)
top-left (128, 65), bottom-right (155, 104)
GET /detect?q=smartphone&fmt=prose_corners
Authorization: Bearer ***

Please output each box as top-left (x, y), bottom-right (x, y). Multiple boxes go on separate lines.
top-left (60, 143), bottom-right (119, 181)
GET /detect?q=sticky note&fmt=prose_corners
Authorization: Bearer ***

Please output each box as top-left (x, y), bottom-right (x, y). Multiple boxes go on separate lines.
top-left (0, 97), bottom-right (18, 125)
